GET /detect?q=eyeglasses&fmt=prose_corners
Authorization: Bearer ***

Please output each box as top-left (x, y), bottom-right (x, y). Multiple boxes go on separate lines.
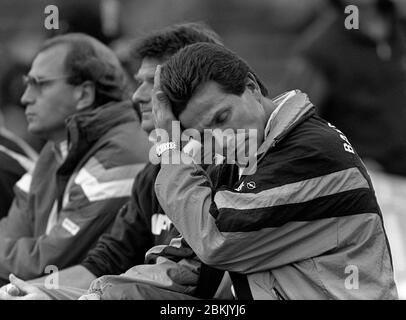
top-left (22, 74), bottom-right (72, 92)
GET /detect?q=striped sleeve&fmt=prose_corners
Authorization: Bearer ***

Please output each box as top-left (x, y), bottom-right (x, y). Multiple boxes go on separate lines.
top-left (0, 153), bottom-right (146, 280)
top-left (70, 157), bottom-right (145, 204)
top-left (155, 126), bottom-right (382, 274)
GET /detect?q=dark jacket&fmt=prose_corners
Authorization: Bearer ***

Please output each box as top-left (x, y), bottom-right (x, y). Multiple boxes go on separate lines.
top-left (154, 90), bottom-right (398, 299)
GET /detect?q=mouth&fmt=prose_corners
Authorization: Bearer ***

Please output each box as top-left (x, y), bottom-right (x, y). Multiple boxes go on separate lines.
top-left (25, 113), bottom-right (35, 121)
top-left (139, 103), bottom-right (152, 114)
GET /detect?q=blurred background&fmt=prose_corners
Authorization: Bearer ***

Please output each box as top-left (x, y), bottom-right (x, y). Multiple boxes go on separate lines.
top-left (0, 0), bottom-right (405, 298)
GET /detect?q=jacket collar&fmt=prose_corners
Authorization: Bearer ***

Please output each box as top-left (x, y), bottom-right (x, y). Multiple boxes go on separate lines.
top-left (65, 100), bottom-right (136, 149)
top-left (242, 90), bottom-right (315, 175)
top-left (58, 100), bottom-right (137, 174)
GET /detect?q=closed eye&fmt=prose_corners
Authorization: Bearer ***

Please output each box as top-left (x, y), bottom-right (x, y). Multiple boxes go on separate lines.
top-left (213, 109), bottom-right (231, 126)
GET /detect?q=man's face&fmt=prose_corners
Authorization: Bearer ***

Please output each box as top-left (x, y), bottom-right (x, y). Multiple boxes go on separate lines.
top-left (132, 58), bottom-right (162, 133)
top-left (179, 81), bottom-right (266, 160)
top-left (21, 44), bottom-right (79, 142)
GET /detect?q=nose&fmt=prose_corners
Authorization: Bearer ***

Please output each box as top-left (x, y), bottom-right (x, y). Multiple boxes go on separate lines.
top-left (20, 86), bottom-right (36, 107)
top-left (131, 83), bottom-right (151, 105)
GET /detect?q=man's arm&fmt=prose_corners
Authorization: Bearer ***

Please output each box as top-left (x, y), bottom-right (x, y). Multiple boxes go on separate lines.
top-left (155, 148), bottom-right (375, 274)
top-left (0, 196), bottom-right (126, 281)
top-left (0, 152), bottom-right (143, 281)
top-left (80, 164), bottom-right (156, 278)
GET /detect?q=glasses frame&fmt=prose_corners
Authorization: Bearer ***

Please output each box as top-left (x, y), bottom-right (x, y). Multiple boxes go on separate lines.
top-left (22, 74), bottom-right (72, 92)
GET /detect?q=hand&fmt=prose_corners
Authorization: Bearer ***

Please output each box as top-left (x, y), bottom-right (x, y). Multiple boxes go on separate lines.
top-left (1, 283), bottom-right (21, 296)
top-left (0, 274), bottom-right (51, 300)
top-left (152, 64), bottom-right (177, 141)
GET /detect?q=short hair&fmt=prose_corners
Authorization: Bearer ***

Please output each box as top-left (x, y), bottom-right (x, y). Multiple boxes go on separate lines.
top-left (160, 42), bottom-right (269, 119)
top-left (37, 33), bottom-right (128, 107)
top-left (132, 22), bottom-right (223, 61)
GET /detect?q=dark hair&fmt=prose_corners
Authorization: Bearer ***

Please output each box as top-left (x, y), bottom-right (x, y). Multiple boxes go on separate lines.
top-left (160, 42), bottom-right (269, 118)
top-left (37, 33), bottom-right (128, 107)
top-left (132, 22), bottom-right (223, 61)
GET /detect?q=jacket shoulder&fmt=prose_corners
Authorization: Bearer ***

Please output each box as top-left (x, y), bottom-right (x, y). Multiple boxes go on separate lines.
top-left (88, 121), bottom-right (151, 169)
top-left (258, 114), bottom-right (364, 187)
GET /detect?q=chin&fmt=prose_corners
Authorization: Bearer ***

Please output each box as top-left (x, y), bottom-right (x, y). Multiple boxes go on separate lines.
top-left (27, 126), bottom-right (39, 135)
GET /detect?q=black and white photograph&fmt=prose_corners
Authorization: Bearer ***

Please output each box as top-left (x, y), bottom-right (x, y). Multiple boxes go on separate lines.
top-left (0, 0), bottom-right (405, 311)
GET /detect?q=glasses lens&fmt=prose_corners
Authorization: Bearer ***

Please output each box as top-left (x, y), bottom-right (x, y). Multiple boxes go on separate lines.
top-left (22, 75), bottom-right (38, 88)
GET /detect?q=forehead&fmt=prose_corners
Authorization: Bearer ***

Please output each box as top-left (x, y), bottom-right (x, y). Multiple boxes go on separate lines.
top-left (135, 58), bottom-right (163, 79)
top-left (30, 44), bottom-right (69, 77)
top-left (179, 81), bottom-right (229, 129)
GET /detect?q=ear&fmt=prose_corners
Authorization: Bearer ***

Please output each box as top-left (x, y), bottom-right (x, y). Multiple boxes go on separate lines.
top-left (75, 81), bottom-right (96, 111)
top-left (246, 72), bottom-right (261, 101)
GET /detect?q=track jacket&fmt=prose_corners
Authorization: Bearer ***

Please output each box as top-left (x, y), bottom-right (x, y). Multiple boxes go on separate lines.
top-left (154, 90), bottom-right (398, 299)
top-left (0, 101), bottom-right (149, 283)
top-left (0, 128), bottom-right (37, 218)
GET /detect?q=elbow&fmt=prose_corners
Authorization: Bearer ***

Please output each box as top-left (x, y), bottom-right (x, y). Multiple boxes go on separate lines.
top-left (193, 237), bottom-right (229, 267)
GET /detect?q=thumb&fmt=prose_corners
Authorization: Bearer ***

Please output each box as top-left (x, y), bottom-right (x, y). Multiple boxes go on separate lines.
top-left (9, 274), bottom-right (31, 293)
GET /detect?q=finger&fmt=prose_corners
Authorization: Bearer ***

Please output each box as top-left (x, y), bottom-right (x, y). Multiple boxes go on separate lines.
top-left (9, 274), bottom-right (31, 293)
top-left (153, 90), bottom-right (175, 120)
top-left (151, 99), bottom-right (160, 126)
top-left (5, 283), bottom-right (21, 296)
top-left (153, 64), bottom-right (162, 93)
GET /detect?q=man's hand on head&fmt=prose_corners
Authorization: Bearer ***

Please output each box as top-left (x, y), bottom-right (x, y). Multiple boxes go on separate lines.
top-left (0, 274), bottom-right (51, 300)
top-left (152, 64), bottom-right (176, 142)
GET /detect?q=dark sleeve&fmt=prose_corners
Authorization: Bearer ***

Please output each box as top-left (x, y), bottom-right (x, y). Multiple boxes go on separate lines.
top-left (0, 154), bottom-right (25, 218)
top-left (154, 117), bottom-right (379, 274)
top-left (81, 166), bottom-right (155, 277)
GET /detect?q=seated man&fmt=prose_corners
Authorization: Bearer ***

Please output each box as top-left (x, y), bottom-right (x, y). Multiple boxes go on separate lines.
top-left (152, 43), bottom-right (399, 299)
top-left (0, 33), bottom-right (150, 284)
top-left (0, 23), bottom-right (226, 300)
top-left (0, 114), bottom-right (38, 218)
top-left (72, 42), bottom-right (397, 300)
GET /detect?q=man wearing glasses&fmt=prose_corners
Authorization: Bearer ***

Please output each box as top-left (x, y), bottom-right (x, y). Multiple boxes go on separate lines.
top-left (0, 33), bottom-right (150, 284)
